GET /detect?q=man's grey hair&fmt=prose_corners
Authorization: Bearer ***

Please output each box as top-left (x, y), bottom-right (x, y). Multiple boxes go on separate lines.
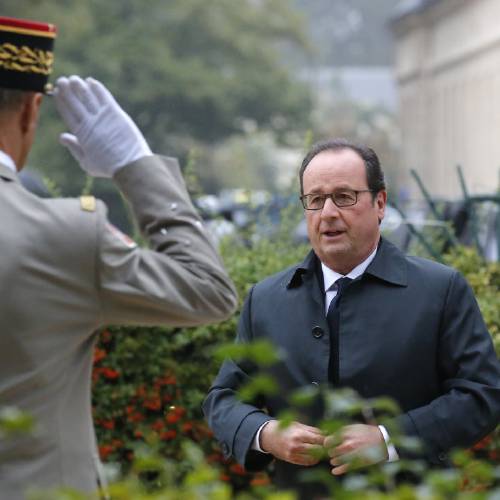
top-left (0, 89), bottom-right (27, 113)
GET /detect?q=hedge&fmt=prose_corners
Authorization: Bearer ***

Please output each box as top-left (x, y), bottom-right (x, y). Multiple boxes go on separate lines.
top-left (91, 221), bottom-right (499, 493)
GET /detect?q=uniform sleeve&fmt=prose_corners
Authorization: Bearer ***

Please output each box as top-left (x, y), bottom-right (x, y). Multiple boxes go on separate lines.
top-left (202, 288), bottom-right (274, 471)
top-left (395, 271), bottom-right (500, 463)
top-left (96, 155), bottom-right (237, 327)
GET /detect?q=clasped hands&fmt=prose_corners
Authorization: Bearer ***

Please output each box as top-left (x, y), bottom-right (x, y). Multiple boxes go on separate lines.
top-left (260, 420), bottom-right (388, 475)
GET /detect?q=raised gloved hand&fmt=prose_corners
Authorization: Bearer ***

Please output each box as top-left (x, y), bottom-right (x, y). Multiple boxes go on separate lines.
top-left (53, 75), bottom-right (152, 177)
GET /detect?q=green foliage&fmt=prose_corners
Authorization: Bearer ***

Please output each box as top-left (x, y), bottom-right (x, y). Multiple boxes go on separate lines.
top-left (92, 383), bottom-right (498, 499)
top-left (4, 0), bottom-right (311, 197)
top-left (89, 215), bottom-right (308, 488)
top-left (87, 232), bottom-right (500, 497)
top-left (0, 406), bottom-right (34, 437)
top-left (215, 339), bottom-right (280, 367)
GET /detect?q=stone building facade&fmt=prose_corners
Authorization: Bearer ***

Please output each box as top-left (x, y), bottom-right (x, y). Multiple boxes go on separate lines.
top-left (392, 0), bottom-right (500, 198)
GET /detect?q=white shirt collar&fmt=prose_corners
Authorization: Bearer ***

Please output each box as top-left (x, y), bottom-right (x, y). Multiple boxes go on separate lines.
top-left (0, 150), bottom-right (17, 173)
top-left (321, 246), bottom-right (378, 293)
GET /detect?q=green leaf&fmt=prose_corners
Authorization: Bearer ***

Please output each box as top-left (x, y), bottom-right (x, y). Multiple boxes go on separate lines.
top-left (238, 374), bottom-right (278, 401)
top-left (288, 385), bottom-right (319, 407)
top-left (0, 406), bottom-right (35, 436)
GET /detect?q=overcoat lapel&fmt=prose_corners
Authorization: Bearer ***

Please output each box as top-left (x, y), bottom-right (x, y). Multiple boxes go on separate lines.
top-left (285, 249), bottom-right (326, 322)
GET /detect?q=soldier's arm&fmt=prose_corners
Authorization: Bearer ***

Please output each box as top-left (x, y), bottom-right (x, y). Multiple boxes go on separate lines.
top-left (96, 154), bottom-right (237, 326)
top-left (53, 75), bottom-right (237, 326)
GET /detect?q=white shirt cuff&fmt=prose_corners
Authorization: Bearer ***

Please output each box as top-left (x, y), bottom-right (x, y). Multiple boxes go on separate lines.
top-left (251, 420), bottom-right (274, 453)
top-left (378, 424), bottom-right (399, 462)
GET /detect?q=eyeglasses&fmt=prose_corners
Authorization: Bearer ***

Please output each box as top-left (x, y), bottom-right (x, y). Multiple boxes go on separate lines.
top-left (300, 189), bottom-right (374, 210)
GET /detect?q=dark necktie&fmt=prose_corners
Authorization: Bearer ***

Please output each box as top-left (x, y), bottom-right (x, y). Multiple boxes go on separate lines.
top-left (327, 277), bottom-right (352, 384)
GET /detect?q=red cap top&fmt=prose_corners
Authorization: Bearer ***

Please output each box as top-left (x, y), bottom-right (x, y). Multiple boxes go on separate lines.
top-left (0, 16), bottom-right (56, 37)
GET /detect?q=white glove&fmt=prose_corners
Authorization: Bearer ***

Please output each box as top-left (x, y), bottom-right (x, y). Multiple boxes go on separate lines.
top-left (53, 75), bottom-right (152, 178)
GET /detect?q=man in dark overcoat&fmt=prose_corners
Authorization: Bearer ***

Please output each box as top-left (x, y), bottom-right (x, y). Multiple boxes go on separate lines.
top-left (203, 138), bottom-right (500, 498)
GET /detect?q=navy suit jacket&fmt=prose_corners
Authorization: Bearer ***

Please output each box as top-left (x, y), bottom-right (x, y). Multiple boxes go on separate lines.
top-left (203, 239), bottom-right (500, 488)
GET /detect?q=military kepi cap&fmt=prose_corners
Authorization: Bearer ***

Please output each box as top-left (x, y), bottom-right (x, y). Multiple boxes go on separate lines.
top-left (0, 16), bottom-right (56, 93)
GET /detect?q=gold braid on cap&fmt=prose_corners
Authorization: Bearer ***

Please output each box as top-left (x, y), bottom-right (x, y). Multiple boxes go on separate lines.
top-left (0, 42), bottom-right (54, 75)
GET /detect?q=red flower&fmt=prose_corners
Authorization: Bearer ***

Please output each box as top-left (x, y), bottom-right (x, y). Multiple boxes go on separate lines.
top-left (143, 397), bottom-right (161, 411)
top-left (136, 385), bottom-right (147, 398)
top-left (151, 419), bottom-right (165, 431)
top-left (153, 373), bottom-right (177, 387)
top-left (220, 474), bottom-right (230, 482)
top-left (164, 375), bottom-right (177, 385)
top-left (102, 367), bottom-right (120, 380)
top-left (134, 430), bottom-right (143, 439)
top-left (99, 444), bottom-right (114, 460)
top-left (174, 406), bottom-right (186, 417)
top-left (93, 347), bottom-right (106, 364)
top-left (166, 413), bottom-right (181, 424)
top-left (100, 330), bottom-right (112, 343)
top-left (472, 435), bottom-right (492, 450)
top-left (250, 474), bottom-right (270, 487)
top-left (127, 412), bottom-right (145, 423)
top-left (101, 419), bottom-right (115, 430)
top-left (182, 422), bottom-right (194, 433)
top-left (229, 463), bottom-right (247, 476)
top-left (160, 430), bottom-right (177, 441)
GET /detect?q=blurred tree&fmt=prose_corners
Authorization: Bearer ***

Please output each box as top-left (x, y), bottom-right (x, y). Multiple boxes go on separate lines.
top-left (3, 0), bottom-right (311, 219)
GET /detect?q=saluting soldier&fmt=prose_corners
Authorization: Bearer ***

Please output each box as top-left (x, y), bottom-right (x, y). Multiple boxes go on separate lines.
top-left (0, 15), bottom-right (237, 499)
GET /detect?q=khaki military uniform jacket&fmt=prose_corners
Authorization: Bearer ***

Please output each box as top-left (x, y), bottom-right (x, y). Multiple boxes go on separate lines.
top-left (0, 155), bottom-right (237, 499)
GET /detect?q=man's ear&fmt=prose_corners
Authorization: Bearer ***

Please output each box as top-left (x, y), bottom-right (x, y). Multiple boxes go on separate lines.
top-left (376, 190), bottom-right (387, 224)
top-left (20, 92), bottom-right (42, 135)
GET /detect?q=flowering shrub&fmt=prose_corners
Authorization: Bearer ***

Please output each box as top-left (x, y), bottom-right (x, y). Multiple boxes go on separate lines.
top-left (92, 229), bottom-right (499, 491)
top-left (92, 224), bottom-right (309, 487)
top-left (92, 324), bottom-right (227, 477)
top-left (444, 247), bottom-right (500, 464)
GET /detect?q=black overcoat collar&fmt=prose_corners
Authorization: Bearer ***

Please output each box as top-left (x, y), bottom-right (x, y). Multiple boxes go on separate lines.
top-left (285, 237), bottom-right (408, 293)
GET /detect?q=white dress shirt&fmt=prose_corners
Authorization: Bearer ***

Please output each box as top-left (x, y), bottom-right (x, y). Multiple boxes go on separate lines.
top-left (252, 245), bottom-right (398, 462)
top-left (0, 149), bottom-right (17, 173)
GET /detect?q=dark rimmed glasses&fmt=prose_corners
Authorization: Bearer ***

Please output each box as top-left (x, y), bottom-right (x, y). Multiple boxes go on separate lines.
top-left (300, 189), bottom-right (374, 210)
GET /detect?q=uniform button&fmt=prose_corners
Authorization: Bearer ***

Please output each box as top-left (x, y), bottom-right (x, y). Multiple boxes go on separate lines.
top-left (311, 381), bottom-right (319, 386)
top-left (221, 443), bottom-right (229, 455)
top-left (311, 326), bottom-right (324, 339)
top-left (438, 452), bottom-right (447, 461)
top-left (195, 220), bottom-right (203, 228)
top-left (185, 239), bottom-right (191, 246)
top-left (170, 202), bottom-right (178, 211)
top-left (160, 228), bottom-right (168, 235)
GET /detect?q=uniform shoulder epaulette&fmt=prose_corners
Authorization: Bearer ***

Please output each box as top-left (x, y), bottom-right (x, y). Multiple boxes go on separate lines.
top-left (80, 195), bottom-right (96, 212)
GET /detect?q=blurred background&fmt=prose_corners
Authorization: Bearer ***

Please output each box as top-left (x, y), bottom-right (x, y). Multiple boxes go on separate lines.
top-left (5, 0), bottom-right (500, 260)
